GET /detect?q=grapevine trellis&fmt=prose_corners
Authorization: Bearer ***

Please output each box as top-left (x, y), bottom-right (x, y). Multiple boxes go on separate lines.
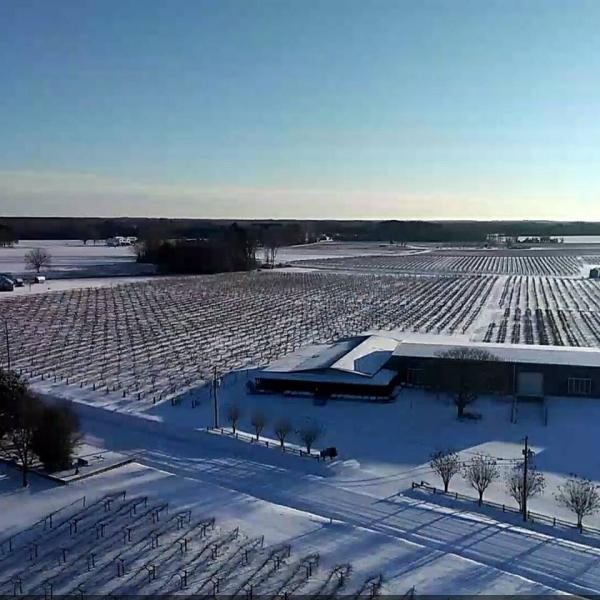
top-left (482, 275), bottom-right (600, 346)
top-left (3, 269), bottom-right (599, 404)
top-left (0, 272), bottom-right (495, 404)
top-left (0, 491), bottom-right (381, 597)
top-left (295, 253), bottom-right (583, 277)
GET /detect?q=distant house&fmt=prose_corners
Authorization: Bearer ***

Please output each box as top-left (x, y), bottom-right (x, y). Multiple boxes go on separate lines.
top-left (486, 233), bottom-right (515, 246)
top-left (106, 236), bottom-right (137, 247)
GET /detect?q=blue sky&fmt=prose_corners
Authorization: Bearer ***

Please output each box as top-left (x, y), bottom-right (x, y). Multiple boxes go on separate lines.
top-left (1, 0), bottom-right (600, 219)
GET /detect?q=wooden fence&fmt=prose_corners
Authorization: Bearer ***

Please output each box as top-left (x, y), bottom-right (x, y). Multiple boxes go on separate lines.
top-left (412, 480), bottom-right (600, 537)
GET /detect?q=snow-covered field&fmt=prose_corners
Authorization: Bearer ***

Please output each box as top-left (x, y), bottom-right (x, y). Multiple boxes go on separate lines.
top-left (4, 240), bottom-right (600, 594)
top-left (3, 270), bottom-right (600, 411)
top-left (0, 458), bottom-right (565, 596)
top-left (294, 251), bottom-right (587, 276)
top-left (481, 275), bottom-right (600, 345)
top-left (4, 376), bottom-right (600, 595)
top-left (0, 239), bottom-right (153, 278)
top-left (272, 241), bottom-right (426, 262)
top-left (0, 272), bottom-right (498, 404)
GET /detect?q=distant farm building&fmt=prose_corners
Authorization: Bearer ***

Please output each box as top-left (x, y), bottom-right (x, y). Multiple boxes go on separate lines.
top-left (257, 333), bottom-right (600, 401)
top-left (486, 233), bottom-right (515, 246)
top-left (106, 236), bottom-right (137, 247)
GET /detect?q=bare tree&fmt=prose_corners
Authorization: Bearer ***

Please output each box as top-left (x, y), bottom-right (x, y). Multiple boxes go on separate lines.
top-left (430, 449), bottom-right (461, 492)
top-left (435, 347), bottom-right (499, 418)
top-left (555, 476), bottom-right (600, 531)
top-left (24, 248), bottom-right (52, 274)
top-left (250, 410), bottom-right (267, 441)
top-left (297, 421), bottom-right (324, 454)
top-left (463, 453), bottom-right (499, 505)
top-left (505, 463), bottom-right (545, 513)
top-left (273, 418), bottom-right (293, 448)
top-left (226, 403), bottom-right (242, 434)
top-left (264, 234), bottom-right (281, 267)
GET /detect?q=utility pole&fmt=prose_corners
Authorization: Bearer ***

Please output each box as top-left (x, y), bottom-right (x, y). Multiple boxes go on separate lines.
top-left (522, 435), bottom-right (529, 522)
top-left (3, 320), bottom-right (10, 372)
top-left (212, 366), bottom-right (219, 429)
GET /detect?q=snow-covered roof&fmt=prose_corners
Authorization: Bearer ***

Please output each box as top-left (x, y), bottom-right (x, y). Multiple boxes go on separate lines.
top-left (392, 334), bottom-right (600, 368)
top-left (331, 335), bottom-right (398, 376)
top-left (262, 330), bottom-right (600, 385)
top-left (259, 334), bottom-right (399, 385)
top-left (264, 336), bottom-right (366, 373)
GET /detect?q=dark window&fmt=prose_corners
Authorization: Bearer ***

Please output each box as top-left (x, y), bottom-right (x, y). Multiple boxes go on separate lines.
top-left (567, 377), bottom-right (592, 396)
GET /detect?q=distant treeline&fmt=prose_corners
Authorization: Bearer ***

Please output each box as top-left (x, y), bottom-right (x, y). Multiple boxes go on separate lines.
top-left (137, 224), bottom-right (259, 274)
top-left (0, 222), bottom-right (18, 247)
top-left (136, 222), bottom-right (312, 274)
top-left (3, 216), bottom-right (600, 244)
top-left (0, 217), bottom-right (311, 245)
top-left (328, 220), bottom-right (600, 243)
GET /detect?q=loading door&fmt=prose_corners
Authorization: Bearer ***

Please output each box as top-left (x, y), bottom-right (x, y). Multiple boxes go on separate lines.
top-left (517, 372), bottom-right (544, 398)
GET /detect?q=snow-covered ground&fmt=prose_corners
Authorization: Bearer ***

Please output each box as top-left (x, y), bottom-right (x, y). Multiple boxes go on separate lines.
top-left (272, 241), bottom-right (426, 262)
top-left (34, 371), bottom-right (600, 525)
top-left (0, 455), bottom-right (565, 596)
top-left (4, 368), bottom-right (599, 594)
top-left (0, 239), bottom-right (153, 278)
top-left (5, 240), bottom-right (600, 594)
top-left (2, 275), bottom-right (161, 296)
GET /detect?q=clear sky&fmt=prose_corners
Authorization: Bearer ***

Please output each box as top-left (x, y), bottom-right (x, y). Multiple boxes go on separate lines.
top-left (1, 0), bottom-right (600, 219)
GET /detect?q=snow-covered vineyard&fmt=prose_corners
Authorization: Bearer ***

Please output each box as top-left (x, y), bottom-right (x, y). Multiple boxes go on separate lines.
top-left (484, 276), bottom-right (600, 345)
top-left (5, 245), bottom-right (600, 596)
top-left (0, 272), bottom-right (496, 403)
top-left (4, 270), bottom-right (600, 403)
top-left (295, 253), bottom-right (586, 276)
top-left (0, 491), bottom-right (369, 598)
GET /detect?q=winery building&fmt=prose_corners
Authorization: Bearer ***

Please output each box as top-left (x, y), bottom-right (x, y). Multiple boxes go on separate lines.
top-left (390, 336), bottom-right (600, 399)
top-left (255, 333), bottom-right (600, 401)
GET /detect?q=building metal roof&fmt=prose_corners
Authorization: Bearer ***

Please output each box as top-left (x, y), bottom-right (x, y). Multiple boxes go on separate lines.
top-left (263, 336), bottom-right (365, 373)
top-left (259, 334), bottom-right (399, 386)
top-left (261, 331), bottom-right (600, 389)
top-left (392, 334), bottom-right (600, 368)
top-left (331, 335), bottom-right (398, 375)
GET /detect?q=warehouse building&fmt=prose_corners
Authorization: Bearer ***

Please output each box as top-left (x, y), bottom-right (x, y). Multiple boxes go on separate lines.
top-left (256, 333), bottom-right (600, 401)
top-left (389, 335), bottom-right (600, 399)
